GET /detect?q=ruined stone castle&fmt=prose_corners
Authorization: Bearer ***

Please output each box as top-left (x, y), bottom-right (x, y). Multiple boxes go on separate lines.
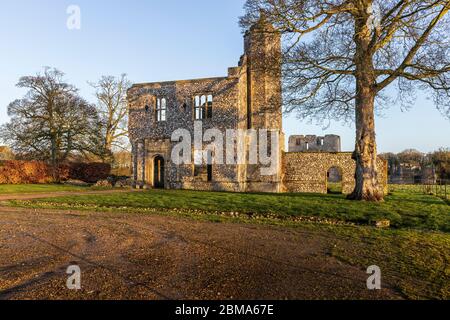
top-left (288, 135), bottom-right (341, 153)
top-left (128, 16), bottom-right (387, 194)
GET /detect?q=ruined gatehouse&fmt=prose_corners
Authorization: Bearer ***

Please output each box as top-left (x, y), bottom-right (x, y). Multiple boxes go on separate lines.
top-left (128, 16), bottom-right (387, 195)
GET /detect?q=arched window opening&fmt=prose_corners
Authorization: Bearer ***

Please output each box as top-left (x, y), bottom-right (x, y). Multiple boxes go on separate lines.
top-left (153, 155), bottom-right (165, 188)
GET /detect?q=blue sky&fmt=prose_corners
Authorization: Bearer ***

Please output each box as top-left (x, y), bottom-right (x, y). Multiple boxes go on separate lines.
top-left (0, 0), bottom-right (448, 153)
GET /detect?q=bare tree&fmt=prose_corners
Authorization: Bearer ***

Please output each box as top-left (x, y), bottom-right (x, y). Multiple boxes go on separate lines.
top-left (90, 74), bottom-right (131, 163)
top-left (241, 0), bottom-right (450, 201)
top-left (431, 148), bottom-right (450, 179)
top-left (0, 146), bottom-right (14, 160)
top-left (0, 68), bottom-right (101, 182)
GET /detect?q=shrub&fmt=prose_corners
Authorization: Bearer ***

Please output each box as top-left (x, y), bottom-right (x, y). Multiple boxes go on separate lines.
top-left (0, 161), bottom-right (111, 184)
top-left (68, 162), bottom-right (111, 183)
top-left (0, 161), bottom-right (52, 184)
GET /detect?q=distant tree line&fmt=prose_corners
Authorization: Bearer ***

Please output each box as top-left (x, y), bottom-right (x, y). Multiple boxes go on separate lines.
top-left (0, 67), bottom-right (131, 182)
top-left (380, 148), bottom-right (450, 181)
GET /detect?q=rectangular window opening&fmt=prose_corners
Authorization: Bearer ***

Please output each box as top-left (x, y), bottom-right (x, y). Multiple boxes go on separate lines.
top-left (156, 98), bottom-right (167, 122)
top-left (194, 94), bottom-right (213, 120)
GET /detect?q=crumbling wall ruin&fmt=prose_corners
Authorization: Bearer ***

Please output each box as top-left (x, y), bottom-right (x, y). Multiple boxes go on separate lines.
top-left (288, 135), bottom-right (341, 153)
top-left (282, 152), bottom-right (388, 195)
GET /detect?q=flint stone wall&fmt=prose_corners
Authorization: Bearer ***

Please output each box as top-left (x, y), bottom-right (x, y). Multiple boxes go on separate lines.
top-left (282, 152), bottom-right (388, 195)
top-left (128, 73), bottom-right (250, 192)
top-left (128, 75), bottom-right (247, 142)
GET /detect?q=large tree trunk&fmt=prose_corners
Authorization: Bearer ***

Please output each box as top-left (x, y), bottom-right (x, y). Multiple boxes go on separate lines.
top-left (50, 137), bottom-right (60, 183)
top-left (348, 3), bottom-right (384, 201)
top-left (103, 138), bottom-right (114, 165)
top-left (348, 88), bottom-right (384, 201)
top-left (102, 124), bottom-right (115, 164)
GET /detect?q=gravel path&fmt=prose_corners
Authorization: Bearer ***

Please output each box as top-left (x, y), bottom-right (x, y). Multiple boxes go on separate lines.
top-left (0, 206), bottom-right (403, 300)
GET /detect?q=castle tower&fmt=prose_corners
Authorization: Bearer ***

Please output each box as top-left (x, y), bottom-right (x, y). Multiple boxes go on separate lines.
top-left (244, 13), bottom-right (283, 131)
top-left (243, 14), bottom-right (285, 193)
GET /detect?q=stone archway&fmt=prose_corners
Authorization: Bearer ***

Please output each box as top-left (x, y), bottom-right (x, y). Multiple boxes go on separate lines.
top-left (153, 155), bottom-right (165, 189)
top-left (327, 166), bottom-right (343, 194)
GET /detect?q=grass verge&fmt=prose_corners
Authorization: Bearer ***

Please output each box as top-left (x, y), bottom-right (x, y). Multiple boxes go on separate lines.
top-left (7, 188), bottom-right (449, 232)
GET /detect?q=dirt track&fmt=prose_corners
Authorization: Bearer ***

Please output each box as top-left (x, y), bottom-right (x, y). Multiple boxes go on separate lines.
top-left (0, 205), bottom-right (403, 300)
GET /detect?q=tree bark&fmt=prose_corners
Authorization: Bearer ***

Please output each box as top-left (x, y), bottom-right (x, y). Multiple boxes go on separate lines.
top-left (50, 136), bottom-right (60, 183)
top-left (348, 87), bottom-right (384, 201)
top-left (348, 3), bottom-right (384, 201)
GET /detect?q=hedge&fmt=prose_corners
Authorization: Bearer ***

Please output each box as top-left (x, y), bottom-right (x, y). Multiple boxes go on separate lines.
top-left (68, 162), bottom-right (111, 184)
top-left (0, 161), bottom-right (111, 184)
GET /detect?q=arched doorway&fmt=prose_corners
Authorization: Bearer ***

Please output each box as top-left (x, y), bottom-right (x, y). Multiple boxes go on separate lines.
top-left (153, 155), bottom-right (165, 188)
top-left (327, 166), bottom-right (343, 194)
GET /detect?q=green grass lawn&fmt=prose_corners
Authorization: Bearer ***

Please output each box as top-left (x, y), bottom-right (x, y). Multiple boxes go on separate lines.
top-left (9, 187), bottom-right (450, 232)
top-left (0, 184), bottom-right (101, 194)
top-left (328, 224), bottom-right (450, 299)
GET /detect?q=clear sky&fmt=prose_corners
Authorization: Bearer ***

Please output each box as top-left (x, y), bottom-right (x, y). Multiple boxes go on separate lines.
top-left (0, 0), bottom-right (448, 153)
